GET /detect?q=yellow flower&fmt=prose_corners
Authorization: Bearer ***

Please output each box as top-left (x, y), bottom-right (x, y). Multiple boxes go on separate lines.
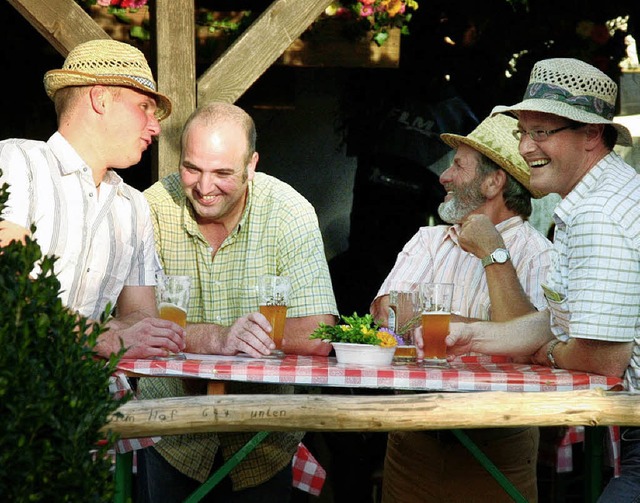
top-left (377, 330), bottom-right (398, 347)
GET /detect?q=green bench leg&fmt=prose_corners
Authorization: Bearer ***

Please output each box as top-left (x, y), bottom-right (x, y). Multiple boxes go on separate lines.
top-left (114, 450), bottom-right (134, 503)
top-left (451, 429), bottom-right (528, 503)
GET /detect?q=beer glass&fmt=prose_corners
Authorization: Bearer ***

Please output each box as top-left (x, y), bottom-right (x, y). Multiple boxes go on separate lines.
top-left (388, 284), bottom-right (420, 363)
top-left (156, 274), bottom-right (191, 360)
top-left (258, 275), bottom-right (291, 357)
top-left (418, 282), bottom-right (454, 367)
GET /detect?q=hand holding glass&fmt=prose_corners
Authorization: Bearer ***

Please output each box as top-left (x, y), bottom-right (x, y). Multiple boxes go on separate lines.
top-left (156, 274), bottom-right (191, 359)
top-left (418, 283), bottom-right (454, 366)
top-left (258, 275), bottom-right (291, 357)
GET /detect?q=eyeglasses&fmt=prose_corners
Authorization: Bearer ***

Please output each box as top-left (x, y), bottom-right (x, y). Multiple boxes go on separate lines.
top-left (512, 124), bottom-right (577, 142)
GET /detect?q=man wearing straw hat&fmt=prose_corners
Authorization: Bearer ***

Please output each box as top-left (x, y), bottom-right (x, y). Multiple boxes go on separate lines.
top-left (0, 39), bottom-right (185, 360)
top-left (448, 58), bottom-right (640, 501)
top-left (371, 113), bottom-right (553, 502)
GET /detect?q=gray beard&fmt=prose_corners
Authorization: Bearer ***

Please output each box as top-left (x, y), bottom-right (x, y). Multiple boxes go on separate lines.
top-left (438, 191), bottom-right (486, 224)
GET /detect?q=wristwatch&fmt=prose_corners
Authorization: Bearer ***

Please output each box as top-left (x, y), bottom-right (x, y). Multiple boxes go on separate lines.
top-left (481, 248), bottom-right (510, 268)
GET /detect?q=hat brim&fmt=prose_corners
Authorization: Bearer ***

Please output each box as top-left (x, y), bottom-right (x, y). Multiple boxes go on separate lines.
top-left (44, 70), bottom-right (171, 121)
top-left (491, 99), bottom-right (632, 147)
top-left (440, 133), bottom-right (545, 199)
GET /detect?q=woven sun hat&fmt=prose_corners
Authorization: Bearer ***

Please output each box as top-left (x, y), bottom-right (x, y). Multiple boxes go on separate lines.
top-left (491, 58), bottom-right (631, 147)
top-left (43, 39), bottom-right (171, 121)
top-left (440, 114), bottom-right (544, 198)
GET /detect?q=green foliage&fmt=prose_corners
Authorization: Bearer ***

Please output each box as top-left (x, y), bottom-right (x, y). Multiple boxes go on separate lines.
top-left (0, 181), bottom-right (129, 502)
top-left (310, 312), bottom-right (385, 345)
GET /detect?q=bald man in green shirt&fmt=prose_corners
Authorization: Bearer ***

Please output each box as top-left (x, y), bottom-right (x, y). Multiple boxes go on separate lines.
top-left (137, 102), bottom-right (338, 502)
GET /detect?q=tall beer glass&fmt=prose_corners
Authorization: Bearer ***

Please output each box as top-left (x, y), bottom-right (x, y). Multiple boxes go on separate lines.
top-left (418, 283), bottom-right (454, 367)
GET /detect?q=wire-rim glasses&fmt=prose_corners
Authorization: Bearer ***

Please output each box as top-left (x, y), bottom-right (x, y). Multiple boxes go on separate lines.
top-left (512, 124), bottom-right (578, 142)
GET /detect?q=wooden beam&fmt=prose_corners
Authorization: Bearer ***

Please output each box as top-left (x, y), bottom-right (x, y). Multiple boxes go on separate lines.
top-left (153, 0), bottom-right (196, 181)
top-left (104, 389), bottom-right (640, 439)
top-left (7, 0), bottom-right (109, 57)
top-left (197, 0), bottom-right (333, 104)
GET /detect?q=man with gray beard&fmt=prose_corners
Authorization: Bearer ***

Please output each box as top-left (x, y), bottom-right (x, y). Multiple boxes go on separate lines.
top-left (371, 113), bottom-right (553, 502)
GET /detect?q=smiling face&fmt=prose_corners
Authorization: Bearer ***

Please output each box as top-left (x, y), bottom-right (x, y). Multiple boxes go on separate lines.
top-left (516, 111), bottom-right (599, 197)
top-left (179, 118), bottom-right (258, 229)
top-left (438, 144), bottom-right (487, 224)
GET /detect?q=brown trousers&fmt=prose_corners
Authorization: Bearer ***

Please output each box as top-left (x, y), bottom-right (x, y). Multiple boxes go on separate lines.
top-left (381, 427), bottom-right (539, 502)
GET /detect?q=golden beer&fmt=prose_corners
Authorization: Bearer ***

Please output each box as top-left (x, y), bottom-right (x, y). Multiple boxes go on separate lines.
top-left (420, 312), bottom-right (450, 360)
top-left (159, 302), bottom-right (187, 328)
top-left (259, 304), bottom-right (287, 350)
top-left (393, 345), bottom-right (417, 362)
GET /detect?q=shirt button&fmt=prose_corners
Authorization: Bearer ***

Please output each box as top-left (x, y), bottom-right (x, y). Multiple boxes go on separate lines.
top-left (89, 192), bottom-right (94, 197)
top-left (215, 316), bottom-right (222, 322)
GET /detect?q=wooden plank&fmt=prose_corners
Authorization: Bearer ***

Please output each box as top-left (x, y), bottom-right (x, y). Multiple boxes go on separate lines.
top-left (7, 0), bottom-right (109, 56)
top-left (104, 389), bottom-right (640, 439)
top-left (153, 0), bottom-right (196, 181)
top-left (197, 0), bottom-right (333, 104)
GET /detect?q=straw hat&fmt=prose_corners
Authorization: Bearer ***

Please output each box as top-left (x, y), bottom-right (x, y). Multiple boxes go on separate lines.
top-left (491, 58), bottom-right (631, 146)
top-left (44, 39), bottom-right (171, 121)
top-left (441, 114), bottom-right (544, 198)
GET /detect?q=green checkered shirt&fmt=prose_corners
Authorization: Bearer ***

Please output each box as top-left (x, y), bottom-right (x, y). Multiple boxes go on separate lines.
top-left (139, 172), bottom-right (337, 489)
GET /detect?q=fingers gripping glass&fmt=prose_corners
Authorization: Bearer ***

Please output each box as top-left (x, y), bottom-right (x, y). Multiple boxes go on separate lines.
top-left (512, 124), bottom-right (579, 142)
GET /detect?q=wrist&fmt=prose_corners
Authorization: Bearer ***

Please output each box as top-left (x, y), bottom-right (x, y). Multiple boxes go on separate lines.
top-left (546, 339), bottom-right (561, 369)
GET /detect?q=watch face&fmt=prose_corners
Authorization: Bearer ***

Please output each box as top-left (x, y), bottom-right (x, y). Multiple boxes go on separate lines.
top-left (494, 249), bottom-right (509, 263)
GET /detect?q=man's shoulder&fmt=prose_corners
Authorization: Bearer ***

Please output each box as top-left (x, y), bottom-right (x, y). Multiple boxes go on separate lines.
top-left (144, 172), bottom-right (182, 204)
top-left (253, 172), bottom-right (313, 209)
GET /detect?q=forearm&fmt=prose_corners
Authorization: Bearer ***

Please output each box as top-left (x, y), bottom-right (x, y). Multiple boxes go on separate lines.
top-left (532, 337), bottom-right (633, 377)
top-left (184, 323), bottom-right (232, 354)
top-left (467, 310), bottom-right (553, 356)
top-left (484, 263), bottom-right (536, 321)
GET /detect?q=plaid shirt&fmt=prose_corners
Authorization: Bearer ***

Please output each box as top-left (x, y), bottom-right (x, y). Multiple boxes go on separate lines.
top-left (546, 152), bottom-right (640, 392)
top-left (376, 216), bottom-right (553, 318)
top-left (139, 172), bottom-right (337, 488)
top-left (0, 133), bottom-right (158, 319)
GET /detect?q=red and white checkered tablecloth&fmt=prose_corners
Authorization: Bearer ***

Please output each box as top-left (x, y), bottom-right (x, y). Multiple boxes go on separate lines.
top-left (117, 353), bottom-right (621, 392)
top-left (115, 354), bottom-right (623, 485)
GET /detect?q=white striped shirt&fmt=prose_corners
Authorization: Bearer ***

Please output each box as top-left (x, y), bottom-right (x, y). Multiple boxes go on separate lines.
top-left (546, 152), bottom-right (640, 392)
top-left (376, 216), bottom-right (553, 319)
top-left (0, 133), bottom-right (159, 319)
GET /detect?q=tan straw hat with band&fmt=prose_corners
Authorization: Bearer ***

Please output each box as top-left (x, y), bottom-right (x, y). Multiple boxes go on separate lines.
top-left (491, 58), bottom-right (631, 147)
top-left (44, 39), bottom-right (171, 121)
top-left (441, 114), bottom-right (544, 198)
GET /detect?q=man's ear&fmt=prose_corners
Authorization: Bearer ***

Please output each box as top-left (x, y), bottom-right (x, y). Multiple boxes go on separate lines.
top-left (483, 169), bottom-right (507, 200)
top-left (584, 123), bottom-right (605, 150)
top-left (88, 85), bottom-right (109, 115)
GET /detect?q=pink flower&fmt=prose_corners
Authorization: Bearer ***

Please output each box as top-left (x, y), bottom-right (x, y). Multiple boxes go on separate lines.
top-left (96, 0), bottom-right (111, 6)
top-left (360, 5), bottom-right (375, 16)
top-left (359, 0), bottom-right (377, 5)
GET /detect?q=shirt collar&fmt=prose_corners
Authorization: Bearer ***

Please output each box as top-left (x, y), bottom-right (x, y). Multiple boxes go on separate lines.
top-left (554, 151), bottom-right (614, 226)
top-left (444, 215), bottom-right (524, 246)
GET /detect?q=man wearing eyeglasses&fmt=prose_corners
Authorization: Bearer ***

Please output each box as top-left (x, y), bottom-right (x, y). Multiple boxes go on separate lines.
top-left (447, 58), bottom-right (640, 502)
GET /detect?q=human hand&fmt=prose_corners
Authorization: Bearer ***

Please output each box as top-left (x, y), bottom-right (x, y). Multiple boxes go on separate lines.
top-left (97, 317), bottom-right (186, 359)
top-left (444, 321), bottom-right (477, 358)
top-left (219, 312), bottom-right (276, 358)
top-left (458, 214), bottom-right (505, 259)
top-left (0, 221), bottom-right (30, 247)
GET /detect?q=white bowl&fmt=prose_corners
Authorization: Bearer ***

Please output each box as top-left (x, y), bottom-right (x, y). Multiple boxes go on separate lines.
top-left (332, 342), bottom-right (396, 366)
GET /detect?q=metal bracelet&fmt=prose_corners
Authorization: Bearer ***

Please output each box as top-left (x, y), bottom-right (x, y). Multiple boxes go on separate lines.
top-left (546, 339), bottom-right (561, 369)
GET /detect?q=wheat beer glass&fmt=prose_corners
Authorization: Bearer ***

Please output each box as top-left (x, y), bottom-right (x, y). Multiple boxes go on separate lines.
top-left (388, 284), bottom-right (420, 363)
top-left (156, 274), bottom-right (191, 360)
top-left (418, 282), bottom-right (454, 367)
top-left (258, 275), bottom-right (291, 357)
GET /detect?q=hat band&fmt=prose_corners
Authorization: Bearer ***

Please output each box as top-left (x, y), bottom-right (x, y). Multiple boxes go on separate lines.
top-left (94, 73), bottom-right (157, 92)
top-left (524, 82), bottom-right (615, 120)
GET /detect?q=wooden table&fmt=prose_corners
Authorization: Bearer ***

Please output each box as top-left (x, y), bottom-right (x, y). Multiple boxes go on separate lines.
top-left (113, 353), bottom-right (623, 502)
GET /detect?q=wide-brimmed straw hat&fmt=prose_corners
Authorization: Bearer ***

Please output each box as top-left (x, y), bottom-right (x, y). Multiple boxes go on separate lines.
top-left (491, 58), bottom-right (631, 146)
top-left (441, 114), bottom-right (544, 198)
top-left (44, 39), bottom-right (171, 121)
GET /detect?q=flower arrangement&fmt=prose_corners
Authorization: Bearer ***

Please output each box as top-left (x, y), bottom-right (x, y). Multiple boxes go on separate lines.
top-left (310, 312), bottom-right (399, 347)
top-left (324, 0), bottom-right (419, 46)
